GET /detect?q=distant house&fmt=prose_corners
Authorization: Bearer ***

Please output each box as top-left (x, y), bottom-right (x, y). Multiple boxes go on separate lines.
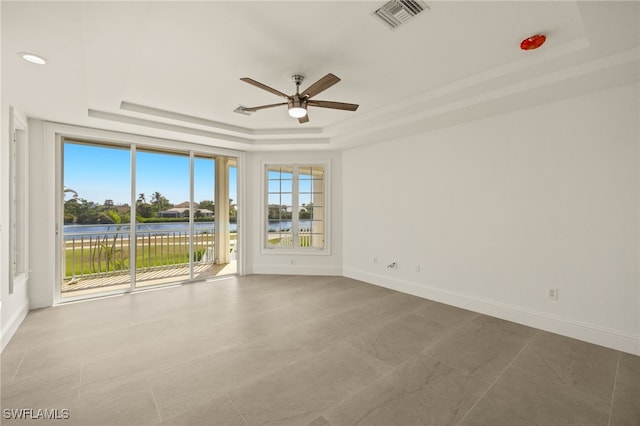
top-left (197, 209), bottom-right (214, 218)
top-left (157, 207), bottom-right (213, 218)
top-left (157, 208), bottom-right (183, 218)
top-left (115, 205), bottom-right (130, 215)
top-left (174, 201), bottom-right (195, 209)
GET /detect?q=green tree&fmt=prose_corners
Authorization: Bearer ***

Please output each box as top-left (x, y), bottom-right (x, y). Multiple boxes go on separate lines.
top-left (268, 204), bottom-right (281, 219)
top-left (199, 200), bottom-right (215, 211)
top-left (268, 204), bottom-right (291, 220)
top-left (299, 202), bottom-right (313, 219)
top-left (230, 198), bottom-right (237, 218)
top-left (137, 193), bottom-right (152, 218)
top-left (106, 209), bottom-right (122, 224)
top-left (64, 197), bottom-right (101, 224)
top-left (151, 191), bottom-right (171, 213)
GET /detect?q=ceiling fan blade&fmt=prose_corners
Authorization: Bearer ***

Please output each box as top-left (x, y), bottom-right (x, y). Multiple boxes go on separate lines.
top-left (298, 114), bottom-right (309, 124)
top-left (301, 73), bottom-right (341, 99)
top-left (240, 78), bottom-right (289, 99)
top-left (307, 100), bottom-right (359, 111)
top-left (243, 102), bottom-right (287, 112)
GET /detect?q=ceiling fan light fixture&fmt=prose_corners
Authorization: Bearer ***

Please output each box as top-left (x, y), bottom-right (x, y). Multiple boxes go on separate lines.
top-left (288, 99), bottom-right (307, 118)
top-left (288, 107), bottom-right (307, 118)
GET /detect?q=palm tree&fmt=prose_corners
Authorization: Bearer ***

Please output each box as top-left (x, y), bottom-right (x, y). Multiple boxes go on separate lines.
top-left (136, 193), bottom-right (153, 218)
top-left (151, 191), bottom-right (171, 212)
top-left (63, 187), bottom-right (79, 199)
top-left (151, 191), bottom-right (161, 205)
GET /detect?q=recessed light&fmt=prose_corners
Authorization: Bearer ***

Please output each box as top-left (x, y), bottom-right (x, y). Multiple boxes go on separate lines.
top-left (19, 52), bottom-right (47, 65)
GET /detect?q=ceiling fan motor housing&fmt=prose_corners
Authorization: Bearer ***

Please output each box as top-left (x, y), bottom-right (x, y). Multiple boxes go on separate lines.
top-left (288, 97), bottom-right (307, 109)
top-left (292, 74), bottom-right (305, 87)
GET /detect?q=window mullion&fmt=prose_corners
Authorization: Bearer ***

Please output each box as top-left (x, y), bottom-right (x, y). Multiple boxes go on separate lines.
top-left (292, 166), bottom-right (299, 249)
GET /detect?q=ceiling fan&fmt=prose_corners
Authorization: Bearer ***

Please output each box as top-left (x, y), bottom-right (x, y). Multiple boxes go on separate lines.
top-left (239, 73), bottom-right (359, 124)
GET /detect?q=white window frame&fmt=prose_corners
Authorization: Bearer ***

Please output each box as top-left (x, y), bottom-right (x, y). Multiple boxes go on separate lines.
top-left (262, 161), bottom-right (330, 255)
top-left (9, 107), bottom-right (29, 293)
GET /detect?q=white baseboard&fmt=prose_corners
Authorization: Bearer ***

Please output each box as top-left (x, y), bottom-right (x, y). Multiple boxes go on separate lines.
top-left (343, 267), bottom-right (640, 356)
top-left (29, 296), bottom-right (47, 310)
top-left (1, 299), bottom-right (29, 352)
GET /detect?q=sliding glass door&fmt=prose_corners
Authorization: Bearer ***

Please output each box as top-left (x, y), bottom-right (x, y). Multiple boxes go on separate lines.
top-left (135, 149), bottom-right (192, 288)
top-left (193, 155), bottom-right (217, 279)
top-left (62, 142), bottom-right (132, 298)
top-left (61, 140), bottom-right (238, 300)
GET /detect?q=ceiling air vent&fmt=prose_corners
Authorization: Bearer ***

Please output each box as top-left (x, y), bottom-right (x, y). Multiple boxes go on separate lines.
top-left (373, 0), bottom-right (429, 29)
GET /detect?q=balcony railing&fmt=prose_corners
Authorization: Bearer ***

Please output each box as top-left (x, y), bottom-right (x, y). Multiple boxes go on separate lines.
top-left (63, 226), bottom-right (218, 280)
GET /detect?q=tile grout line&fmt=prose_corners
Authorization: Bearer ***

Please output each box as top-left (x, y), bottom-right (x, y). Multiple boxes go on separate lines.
top-left (225, 392), bottom-right (251, 426)
top-left (315, 333), bottom-right (424, 420)
top-left (315, 355), bottom-right (398, 421)
top-left (455, 329), bottom-right (539, 426)
top-left (321, 319), bottom-right (468, 421)
top-left (10, 351), bottom-right (27, 382)
top-left (416, 314), bottom-right (485, 381)
top-left (418, 313), bottom-right (483, 362)
top-left (284, 335), bottom-right (315, 357)
top-left (606, 352), bottom-right (621, 426)
top-left (146, 377), bottom-right (163, 423)
top-left (77, 363), bottom-right (84, 399)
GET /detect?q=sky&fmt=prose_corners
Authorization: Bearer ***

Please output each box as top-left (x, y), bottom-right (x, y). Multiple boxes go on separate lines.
top-left (64, 143), bottom-right (238, 206)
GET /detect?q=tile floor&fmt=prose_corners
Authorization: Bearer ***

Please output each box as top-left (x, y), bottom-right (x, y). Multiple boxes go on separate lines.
top-left (1, 275), bottom-right (638, 426)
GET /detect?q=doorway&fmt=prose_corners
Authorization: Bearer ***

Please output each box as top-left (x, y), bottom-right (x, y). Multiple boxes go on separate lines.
top-left (60, 140), bottom-right (238, 300)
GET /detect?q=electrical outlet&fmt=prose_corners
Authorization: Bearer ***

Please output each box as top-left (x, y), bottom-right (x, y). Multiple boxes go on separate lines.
top-left (416, 264), bottom-right (421, 273)
top-left (290, 259), bottom-right (296, 265)
top-left (373, 257), bottom-right (378, 264)
top-left (548, 288), bottom-right (558, 300)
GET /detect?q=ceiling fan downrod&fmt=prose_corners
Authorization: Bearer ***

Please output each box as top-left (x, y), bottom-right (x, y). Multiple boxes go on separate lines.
top-left (289, 75), bottom-right (307, 118)
top-left (291, 74), bottom-right (305, 93)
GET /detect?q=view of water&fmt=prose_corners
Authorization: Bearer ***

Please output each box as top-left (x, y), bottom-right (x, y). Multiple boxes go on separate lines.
top-left (64, 222), bottom-right (225, 240)
top-left (63, 220), bottom-right (311, 240)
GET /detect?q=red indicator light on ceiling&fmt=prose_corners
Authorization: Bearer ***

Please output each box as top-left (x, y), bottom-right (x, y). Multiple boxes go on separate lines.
top-left (520, 34), bottom-right (546, 50)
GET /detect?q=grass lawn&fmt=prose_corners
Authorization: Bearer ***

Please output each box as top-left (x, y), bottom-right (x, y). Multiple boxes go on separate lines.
top-left (64, 234), bottom-right (236, 277)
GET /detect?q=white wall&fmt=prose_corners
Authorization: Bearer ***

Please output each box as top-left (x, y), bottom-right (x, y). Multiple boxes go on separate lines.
top-left (343, 83), bottom-right (640, 355)
top-left (26, 120), bottom-right (55, 309)
top-left (0, 0), bottom-right (30, 346)
top-left (245, 150), bottom-right (343, 276)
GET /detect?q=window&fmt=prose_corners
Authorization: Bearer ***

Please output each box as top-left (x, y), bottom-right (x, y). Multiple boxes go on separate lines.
top-left (265, 164), bottom-right (326, 251)
top-left (9, 108), bottom-right (28, 293)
